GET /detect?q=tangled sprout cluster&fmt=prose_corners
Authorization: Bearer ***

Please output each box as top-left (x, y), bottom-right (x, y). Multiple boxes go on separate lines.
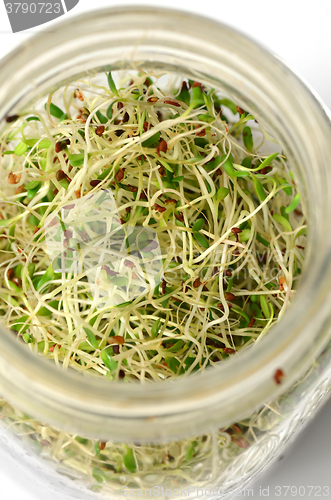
top-left (0, 71), bottom-right (306, 383)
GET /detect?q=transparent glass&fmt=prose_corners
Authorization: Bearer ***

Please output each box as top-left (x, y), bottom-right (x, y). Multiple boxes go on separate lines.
top-left (0, 6), bottom-right (331, 499)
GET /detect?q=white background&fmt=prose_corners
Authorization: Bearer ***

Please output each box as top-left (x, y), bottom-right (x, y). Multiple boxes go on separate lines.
top-left (0, 1), bottom-right (331, 499)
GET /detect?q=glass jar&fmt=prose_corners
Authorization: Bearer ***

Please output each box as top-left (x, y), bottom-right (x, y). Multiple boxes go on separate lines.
top-left (0, 6), bottom-right (331, 499)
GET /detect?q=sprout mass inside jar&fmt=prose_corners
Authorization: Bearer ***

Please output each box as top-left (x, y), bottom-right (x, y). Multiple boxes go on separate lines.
top-left (0, 69), bottom-right (307, 383)
top-left (0, 67), bottom-right (309, 494)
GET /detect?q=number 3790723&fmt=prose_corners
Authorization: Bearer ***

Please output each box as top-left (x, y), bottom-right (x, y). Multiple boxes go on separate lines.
top-left (5, 3), bottom-right (61, 14)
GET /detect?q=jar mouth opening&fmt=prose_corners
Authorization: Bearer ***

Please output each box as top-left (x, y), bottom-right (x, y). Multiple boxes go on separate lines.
top-left (0, 6), bottom-right (330, 436)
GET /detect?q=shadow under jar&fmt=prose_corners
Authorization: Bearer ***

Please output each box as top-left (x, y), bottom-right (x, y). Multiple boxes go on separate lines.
top-left (0, 6), bottom-right (331, 500)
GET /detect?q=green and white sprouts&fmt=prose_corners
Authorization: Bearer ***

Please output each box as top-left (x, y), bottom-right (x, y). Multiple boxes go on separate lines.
top-left (0, 395), bottom-right (250, 492)
top-left (0, 71), bottom-right (306, 383)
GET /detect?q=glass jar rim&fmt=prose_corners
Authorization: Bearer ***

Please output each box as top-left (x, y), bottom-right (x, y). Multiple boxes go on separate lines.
top-left (0, 6), bottom-right (331, 440)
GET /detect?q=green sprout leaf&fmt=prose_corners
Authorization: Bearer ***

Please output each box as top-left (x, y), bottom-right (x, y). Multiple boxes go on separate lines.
top-left (123, 447), bottom-right (137, 473)
top-left (256, 152), bottom-right (279, 171)
top-left (158, 158), bottom-right (173, 172)
top-left (295, 227), bottom-right (306, 239)
top-left (259, 295), bottom-right (270, 319)
top-left (109, 276), bottom-right (128, 287)
top-left (107, 72), bottom-right (119, 96)
top-left (167, 340), bottom-right (185, 353)
top-left (241, 157), bottom-right (252, 168)
top-left (243, 126), bottom-right (253, 152)
top-left (191, 86), bottom-right (205, 108)
top-left (101, 347), bottom-right (118, 371)
top-left (27, 182), bottom-right (42, 199)
top-left (256, 233), bottom-right (270, 247)
top-left (216, 187), bottom-right (229, 202)
top-left (198, 113), bottom-right (213, 123)
top-left (151, 318), bottom-right (161, 339)
top-left (23, 333), bottom-right (33, 343)
top-left (99, 166), bottom-right (112, 180)
top-left (96, 110), bottom-right (108, 124)
top-left (44, 103), bottom-right (67, 121)
top-left (11, 315), bottom-right (30, 333)
top-left (26, 116), bottom-right (40, 122)
top-left (36, 265), bottom-right (54, 291)
top-left (106, 104), bottom-right (113, 119)
top-left (219, 98), bottom-right (237, 114)
top-left (231, 307), bottom-right (250, 323)
top-left (233, 171), bottom-right (251, 178)
top-left (204, 156), bottom-right (221, 171)
top-left (27, 263), bottom-right (35, 277)
top-left (114, 300), bottom-right (133, 309)
top-left (285, 193), bottom-right (301, 214)
top-left (68, 153), bottom-right (85, 167)
top-left (280, 179), bottom-right (293, 195)
top-left (37, 301), bottom-right (60, 316)
top-left (0, 218), bottom-right (16, 228)
top-left (193, 232), bottom-right (209, 249)
top-left (14, 142), bottom-right (28, 156)
top-left (165, 357), bottom-right (181, 373)
top-left (239, 229), bottom-right (251, 242)
top-left (273, 214), bottom-right (292, 232)
top-left (177, 83), bottom-right (190, 106)
top-left (84, 328), bottom-right (100, 349)
top-left (142, 132), bottom-right (160, 147)
top-left (281, 206), bottom-right (289, 221)
top-left (252, 175), bottom-right (266, 201)
top-left (24, 139), bottom-right (52, 149)
top-left (92, 468), bottom-right (106, 484)
top-left (221, 155), bottom-right (235, 177)
top-left (194, 137), bottom-right (208, 148)
top-left (185, 445), bottom-right (195, 461)
top-left (192, 218), bottom-right (204, 232)
top-left (25, 180), bottom-right (41, 190)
